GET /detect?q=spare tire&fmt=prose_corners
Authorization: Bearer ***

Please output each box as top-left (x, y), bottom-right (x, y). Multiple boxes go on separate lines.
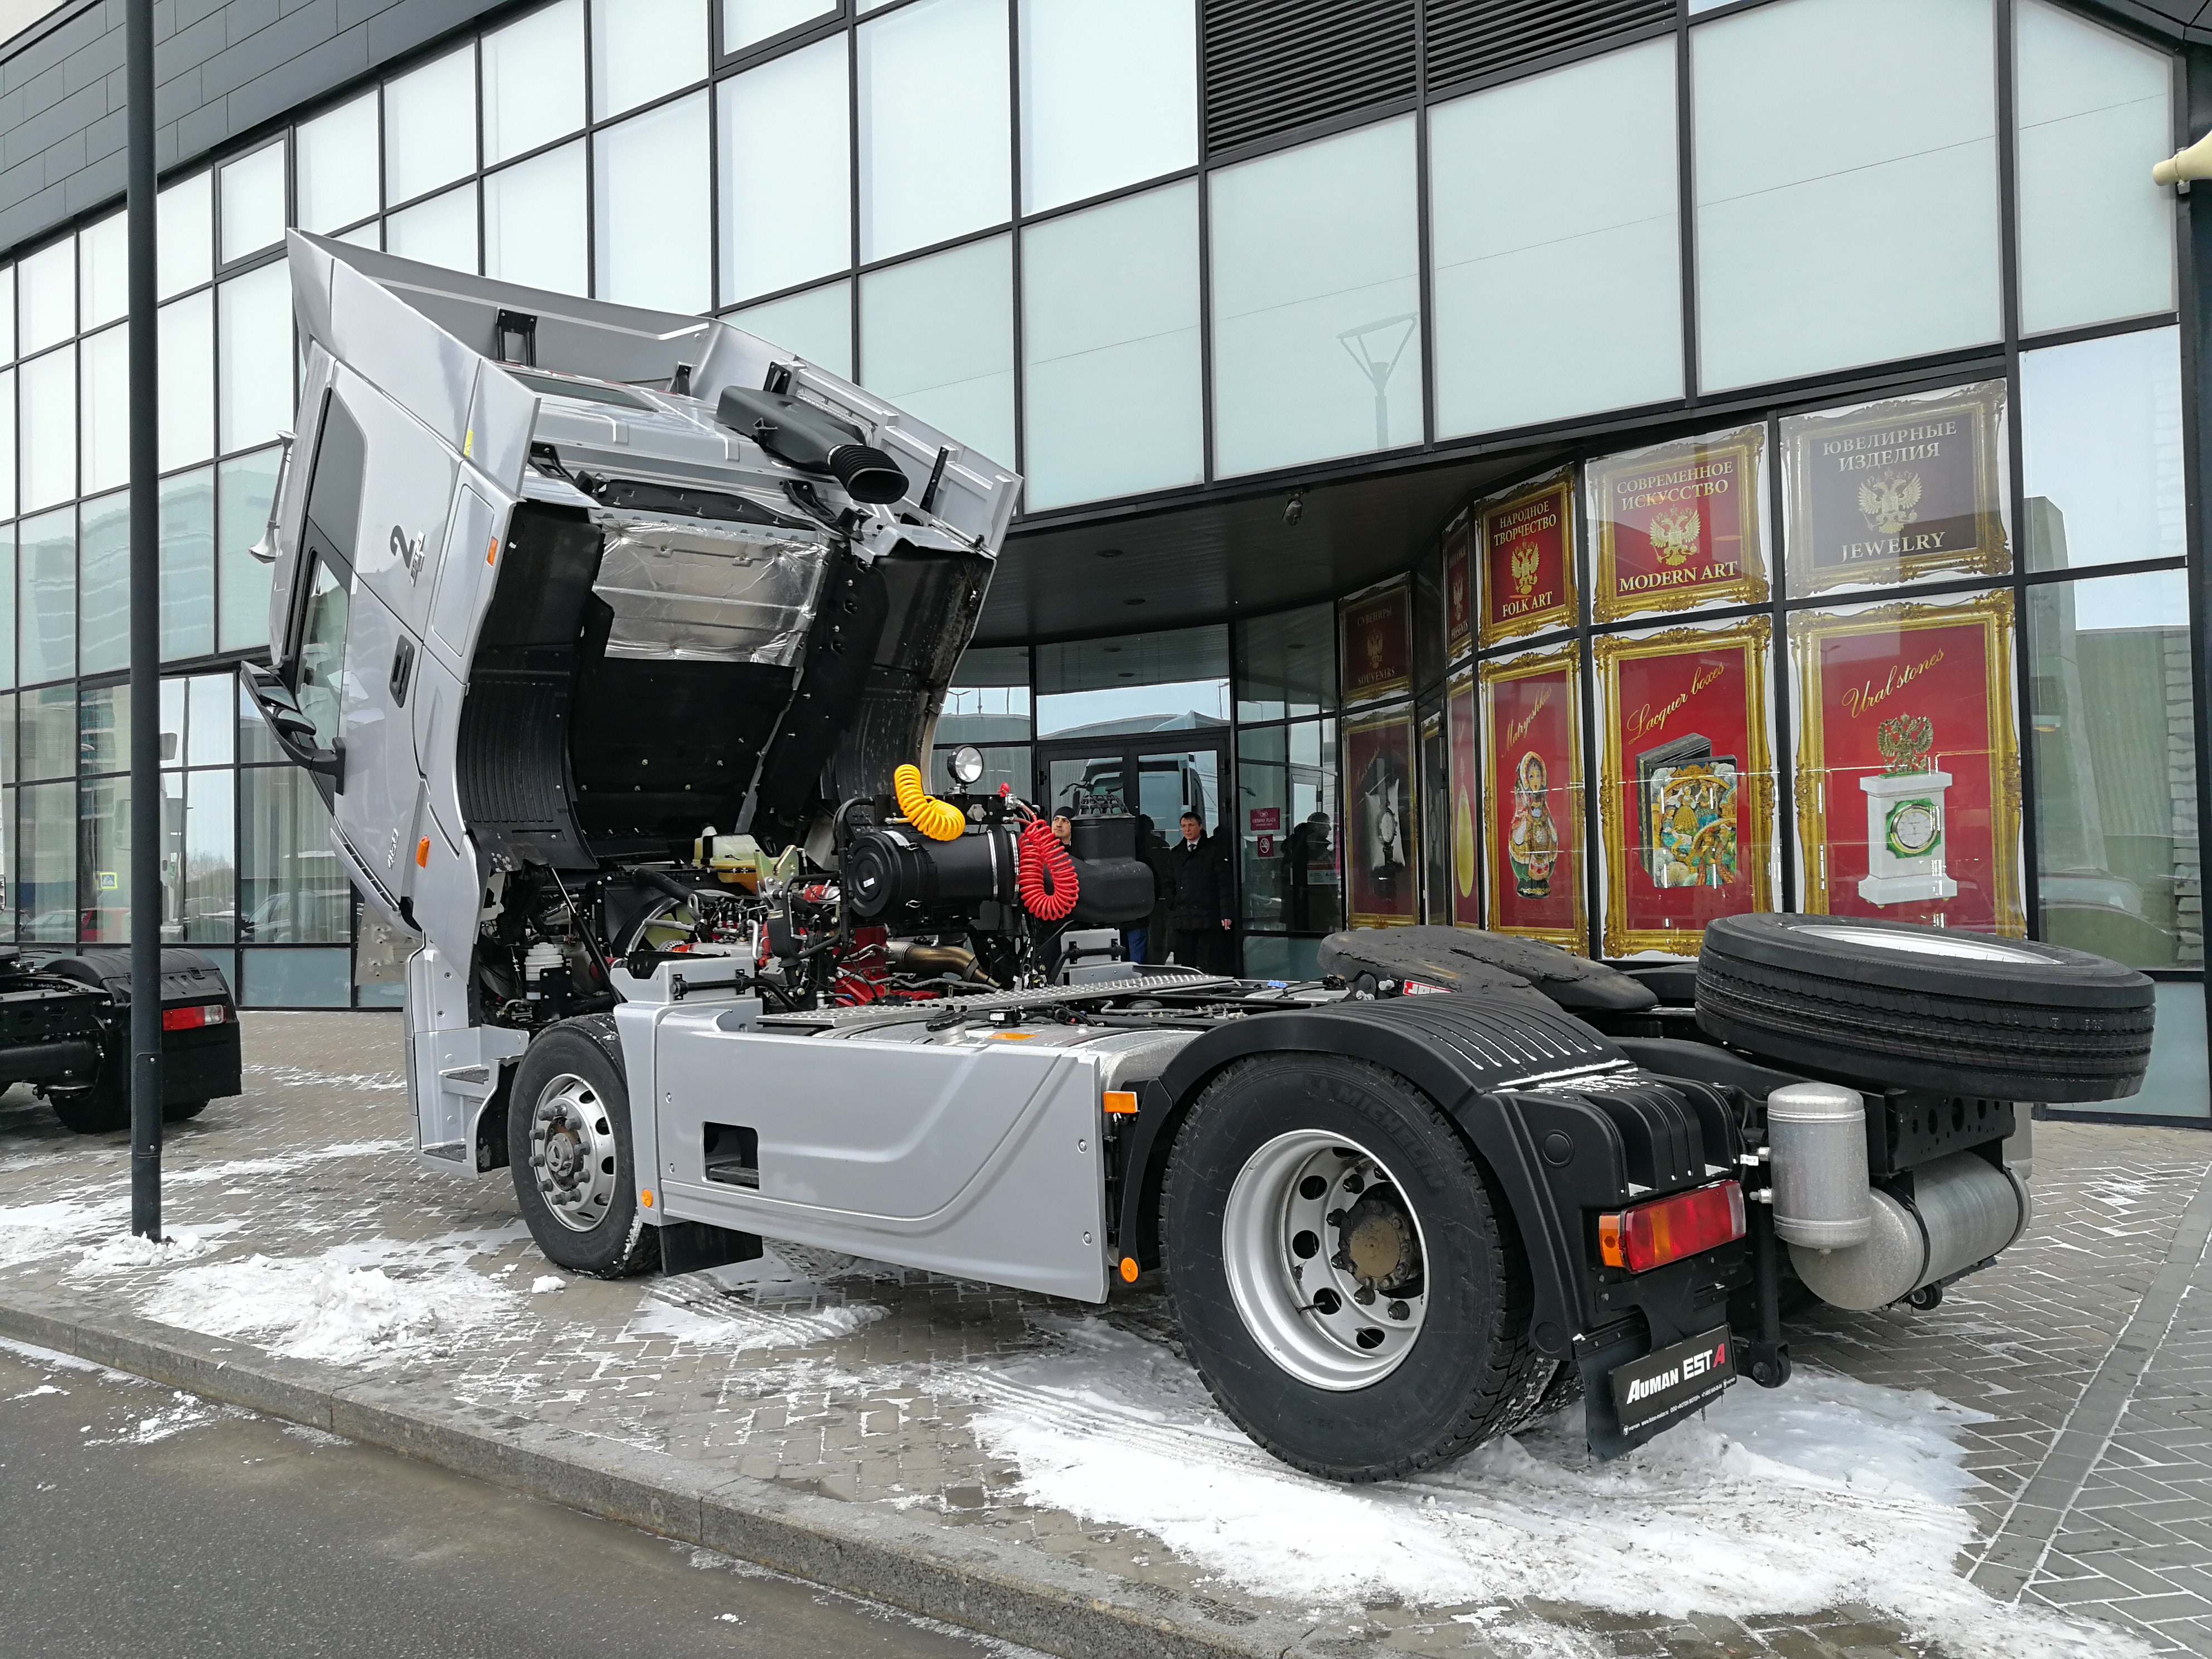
top-left (1318, 926), bottom-right (1656, 1013)
top-left (1695, 913), bottom-right (2153, 1102)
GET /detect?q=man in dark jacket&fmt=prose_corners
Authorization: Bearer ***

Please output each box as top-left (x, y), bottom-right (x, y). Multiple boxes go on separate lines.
top-left (1167, 811), bottom-right (1234, 973)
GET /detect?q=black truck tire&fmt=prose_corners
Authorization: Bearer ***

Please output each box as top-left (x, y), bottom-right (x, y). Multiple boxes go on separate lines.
top-left (507, 1017), bottom-right (661, 1278)
top-left (1160, 1053), bottom-right (1545, 1482)
top-left (46, 1075), bottom-right (128, 1134)
top-left (164, 1098), bottom-right (211, 1123)
top-left (1696, 912), bottom-right (2155, 1102)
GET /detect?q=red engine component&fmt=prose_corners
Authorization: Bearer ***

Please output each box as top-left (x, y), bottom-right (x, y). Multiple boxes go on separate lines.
top-left (1017, 818), bottom-right (1079, 922)
top-left (832, 925), bottom-right (892, 1005)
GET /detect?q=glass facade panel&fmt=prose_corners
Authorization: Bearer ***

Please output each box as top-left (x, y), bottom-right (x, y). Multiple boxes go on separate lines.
top-left (79, 212), bottom-right (125, 329)
top-left (167, 767), bottom-right (237, 943)
top-left (1692, 0), bottom-right (2000, 392)
top-left (0, 370), bottom-right (13, 520)
top-left (1021, 183), bottom-right (1200, 511)
top-left (219, 141), bottom-right (288, 264)
top-left (484, 0), bottom-right (585, 165)
top-left (1035, 625), bottom-right (1229, 736)
top-left (241, 948), bottom-right (352, 1008)
top-left (0, 268), bottom-right (13, 365)
top-left (2015, 0), bottom-right (2175, 337)
top-left (718, 36), bottom-right (850, 305)
top-left (861, 235), bottom-right (1015, 468)
top-left (486, 144), bottom-right (588, 295)
top-left (77, 683), bottom-right (125, 775)
top-left (219, 448), bottom-right (282, 653)
top-left (1236, 604), bottom-right (1336, 722)
top-left (78, 323), bottom-right (127, 496)
top-left (857, 0), bottom-right (1010, 262)
top-left (0, 528), bottom-right (15, 690)
top-left (159, 292), bottom-right (216, 470)
top-left (594, 0), bottom-right (707, 120)
top-left (297, 92), bottom-right (380, 235)
top-left (2030, 569), bottom-right (2198, 970)
top-left (1211, 118), bottom-right (1422, 477)
top-left (20, 346), bottom-right (74, 512)
top-left (386, 183), bottom-right (479, 274)
top-left (1430, 42), bottom-right (1681, 438)
top-left (594, 93), bottom-right (712, 313)
top-left (735, 280), bottom-right (852, 379)
top-left (18, 239), bottom-right (72, 357)
top-left (77, 491), bottom-right (127, 677)
top-left (219, 263), bottom-right (294, 454)
top-left (384, 45), bottom-right (478, 205)
top-left (79, 775), bottom-right (128, 942)
top-left (16, 780), bottom-right (74, 941)
top-left (161, 469), bottom-right (216, 662)
top-left (157, 172), bottom-right (213, 300)
top-left (1018, 0), bottom-right (1196, 215)
top-left (1237, 719), bottom-right (1340, 938)
top-left (21, 684), bottom-right (71, 779)
top-left (727, 0), bottom-right (835, 53)
top-left (2021, 327), bottom-right (2184, 573)
top-left (241, 765), bottom-right (348, 942)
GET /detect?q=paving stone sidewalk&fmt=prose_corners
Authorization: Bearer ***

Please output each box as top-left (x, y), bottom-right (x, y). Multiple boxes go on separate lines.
top-left (1, 1011), bottom-right (2208, 1659)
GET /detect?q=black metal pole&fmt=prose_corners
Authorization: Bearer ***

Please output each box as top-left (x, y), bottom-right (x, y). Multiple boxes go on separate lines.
top-left (127, 0), bottom-right (162, 1241)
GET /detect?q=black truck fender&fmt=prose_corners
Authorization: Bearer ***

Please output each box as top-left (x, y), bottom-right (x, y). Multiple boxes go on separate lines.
top-left (1113, 992), bottom-right (1720, 1364)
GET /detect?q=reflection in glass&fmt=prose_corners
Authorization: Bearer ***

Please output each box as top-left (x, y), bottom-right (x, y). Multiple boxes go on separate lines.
top-left (158, 173), bottom-right (212, 300)
top-left (18, 511), bottom-right (73, 686)
top-left (735, 282), bottom-right (852, 379)
top-left (219, 263), bottom-right (294, 452)
top-left (594, 0), bottom-right (707, 120)
top-left (79, 324), bottom-right (128, 494)
top-left (1236, 720), bottom-right (1339, 936)
top-left (1035, 625), bottom-right (1229, 738)
top-left (77, 491), bottom-right (128, 678)
top-left (1692, 0), bottom-right (2000, 391)
top-left (385, 45), bottom-right (478, 205)
top-left (21, 684), bottom-right (73, 780)
top-left (219, 142), bottom-right (287, 264)
top-left (17, 240), bottom-right (72, 357)
top-left (385, 183), bottom-right (479, 275)
top-left (0, 528), bottom-right (14, 689)
top-left (79, 212), bottom-right (127, 329)
top-left (0, 370), bottom-right (13, 520)
top-left (1235, 605), bottom-right (1335, 722)
top-left (2021, 327), bottom-right (2184, 573)
top-left (297, 93), bottom-right (380, 234)
top-left (719, 37), bottom-right (850, 305)
top-left (486, 145), bottom-right (588, 295)
top-left (1211, 119), bottom-right (1422, 477)
top-left (928, 744), bottom-right (1027, 797)
top-left (295, 556), bottom-right (351, 751)
top-left (1022, 183), bottom-right (1201, 510)
top-left (162, 470), bottom-right (217, 662)
top-left (860, 236), bottom-right (1015, 468)
top-left (1018, 0), bottom-right (1196, 215)
top-left (727, 0), bottom-right (835, 53)
top-left (164, 768), bottom-right (237, 943)
top-left (858, 0), bottom-right (1010, 262)
top-left (20, 347), bottom-right (75, 512)
top-left (240, 767), bottom-right (349, 943)
top-left (595, 94), bottom-right (712, 314)
top-left (79, 777), bottom-right (129, 942)
top-left (2030, 570), bottom-right (2198, 971)
top-left (187, 673), bottom-right (235, 769)
top-left (241, 948), bottom-right (353, 1008)
top-left (483, 0), bottom-right (584, 165)
top-left (16, 780), bottom-right (74, 942)
top-left (1430, 42), bottom-right (1680, 438)
top-left (159, 293), bottom-right (215, 469)
top-left (220, 448), bottom-right (283, 652)
top-left (79, 681), bottom-right (127, 774)
top-left (2015, 0), bottom-right (2174, 336)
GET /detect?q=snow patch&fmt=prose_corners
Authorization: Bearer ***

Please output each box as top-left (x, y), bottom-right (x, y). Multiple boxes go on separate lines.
top-left (627, 1284), bottom-right (890, 1354)
top-left (530, 1275), bottom-right (565, 1294)
top-left (69, 1228), bottom-right (221, 1274)
top-left (959, 1323), bottom-right (2147, 1659)
top-left (0, 1196), bottom-right (128, 1266)
top-left (246, 1065), bottom-right (406, 1092)
top-left (139, 1250), bottom-right (517, 1366)
top-left (164, 1138), bottom-right (409, 1186)
top-left (87, 1389), bottom-right (236, 1446)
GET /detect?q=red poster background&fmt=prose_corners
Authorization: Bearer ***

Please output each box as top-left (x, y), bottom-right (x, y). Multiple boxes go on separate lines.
top-left (1444, 528), bottom-right (1473, 661)
top-left (1341, 585), bottom-right (1411, 703)
top-left (1482, 482), bottom-right (1574, 642)
top-left (1807, 619), bottom-right (2006, 932)
top-left (1593, 433), bottom-right (1759, 617)
top-left (1610, 642), bottom-right (1763, 938)
top-left (1447, 672), bottom-right (1480, 927)
top-left (1343, 713), bottom-right (1419, 924)
top-left (1486, 666), bottom-right (1578, 938)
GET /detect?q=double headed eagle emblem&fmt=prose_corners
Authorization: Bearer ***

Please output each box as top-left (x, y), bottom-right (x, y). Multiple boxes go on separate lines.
top-left (1648, 508), bottom-right (1701, 569)
top-left (1510, 542), bottom-right (1541, 596)
top-left (1858, 469), bottom-right (1924, 536)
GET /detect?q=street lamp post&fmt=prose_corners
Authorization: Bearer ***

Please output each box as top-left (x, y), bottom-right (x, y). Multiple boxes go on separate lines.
top-left (127, 0), bottom-right (163, 1240)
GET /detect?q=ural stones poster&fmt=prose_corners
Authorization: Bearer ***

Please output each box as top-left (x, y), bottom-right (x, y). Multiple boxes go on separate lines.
top-left (1478, 473), bottom-right (1575, 649)
top-left (1789, 591), bottom-right (2023, 936)
top-left (1589, 425), bottom-right (1769, 623)
top-left (1783, 382), bottom-right (2009, 595)
top-left (1343, 707), bottom-right (1420, 928)
top-left (1478, 644), bottom-right (1584, 949)
top-left (1595, 619), bottom-right (1775, 956)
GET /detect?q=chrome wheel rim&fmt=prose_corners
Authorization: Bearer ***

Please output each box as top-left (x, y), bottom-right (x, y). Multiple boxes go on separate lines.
top-left (1221, 1130), bottom-right (1429, 1391)
top-left (530, 1073), bottom-right (617, 1233)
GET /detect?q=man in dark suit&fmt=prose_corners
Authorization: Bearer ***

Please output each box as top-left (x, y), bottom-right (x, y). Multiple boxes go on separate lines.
top-left (1166, 811), bottom-right (1234, 973)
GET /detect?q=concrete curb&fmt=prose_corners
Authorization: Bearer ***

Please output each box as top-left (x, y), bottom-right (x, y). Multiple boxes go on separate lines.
top-left (0, 1288), bottom-right (1320, 1659)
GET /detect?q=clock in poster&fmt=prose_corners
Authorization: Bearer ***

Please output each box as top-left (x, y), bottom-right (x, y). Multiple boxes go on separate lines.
top-left (1790, 592), bottom-right (2023, 936)
top-left (1343, 709), bottom-right (1419, 928)
top-left (1444, 520), bottom-right (1474, 662)
top-left (1340, 580), bottom-right (1412, 705)
top-left (1479, 645), bottom-right (1584, 950)
top-left (1589, 425), bottom-right (1769, 623)
top-left (1595, 620), bottom-right (1775, 957)
top-left (1478, 473), bottom-right (1576, 649)
top-left (1446, 667), bottom-right (1481, 927)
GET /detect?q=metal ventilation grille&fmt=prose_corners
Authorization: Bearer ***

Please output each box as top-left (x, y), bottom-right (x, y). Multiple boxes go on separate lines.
top-left (1423, 0), bottom-right (1674, 95)
top-left (1204, 0), bottom-right (1417, 156)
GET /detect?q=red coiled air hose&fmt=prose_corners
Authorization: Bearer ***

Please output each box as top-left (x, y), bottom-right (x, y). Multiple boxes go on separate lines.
top-left (1017, 818), bottom-right (1079, 922)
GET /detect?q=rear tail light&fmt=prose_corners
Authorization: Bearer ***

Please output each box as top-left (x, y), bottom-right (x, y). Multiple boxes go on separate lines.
top-left (162, 1002), bottom-right (227, 1032)
top-left (1598, 1181), bottom-right (1745, 1274)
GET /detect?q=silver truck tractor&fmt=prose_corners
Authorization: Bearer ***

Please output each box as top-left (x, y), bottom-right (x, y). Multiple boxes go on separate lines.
top-left (246, 233), bottom-right (2156, 1480)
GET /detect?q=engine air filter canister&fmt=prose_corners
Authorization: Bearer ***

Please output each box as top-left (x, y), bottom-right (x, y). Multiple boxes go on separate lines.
top-left (1767, 1082), bottom-right (1872, 1251)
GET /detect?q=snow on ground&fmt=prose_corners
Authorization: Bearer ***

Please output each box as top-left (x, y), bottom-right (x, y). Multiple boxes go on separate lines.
top-left (69, 1227), bottom-right (224, 1274)
top-left (625, 1258), bottom-right (891, 1354)
top-left (958, 1322), bottom-right (2147, 1659)
top-left (0, 1196), bottom-right (129, 1266)
top-left (140, 1249), bottom-right (520, 1365)
top-left (244, 1065), bottom-right (408, 1092)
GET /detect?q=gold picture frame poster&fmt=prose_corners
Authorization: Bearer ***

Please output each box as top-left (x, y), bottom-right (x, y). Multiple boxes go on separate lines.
top-left (1594, 618), bottom-right (1776, 957)
top-left (1444, 517), bottom-right (1474, 663)
top-left (1782, 381), bottom-right (2010, 596)
top-left (1340, 579), bottom-right (1413, 706)
top-left (1477, 472), bottom-right (1577, 649)
top-left (1789, 590), bottom-right (2024, 937)
top-left (1588, 424), bottom-right (1769, 623)
top-left (1343, 706), bottom-right (1420, 927)
top-left (1446, 665), bottom-right (1481, 928)
top-left (1478, 643), bottom-right (1585, 951)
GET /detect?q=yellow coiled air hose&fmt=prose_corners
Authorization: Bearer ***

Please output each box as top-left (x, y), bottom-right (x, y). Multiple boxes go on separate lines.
top-left (893, 764), bottom-right (966, 842)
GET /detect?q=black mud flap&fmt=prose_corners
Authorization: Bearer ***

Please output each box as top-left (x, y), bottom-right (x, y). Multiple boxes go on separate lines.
top-left (657, 1218), bottom-right (763, 1276)
top-left (1579, 1323), bottom-right (1735, 1457)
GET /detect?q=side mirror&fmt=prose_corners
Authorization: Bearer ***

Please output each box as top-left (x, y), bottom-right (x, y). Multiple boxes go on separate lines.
top-left (246, 431), bottom-right (297, 566)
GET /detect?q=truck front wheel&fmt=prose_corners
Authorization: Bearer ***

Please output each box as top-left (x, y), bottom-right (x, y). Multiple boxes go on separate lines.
top-left (1160, 1054), bottom-right (1548, 1481)
top-left (507, 1018), bottom-right (659, 1279)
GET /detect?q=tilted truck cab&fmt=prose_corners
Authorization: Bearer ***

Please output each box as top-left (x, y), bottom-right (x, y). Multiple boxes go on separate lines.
top-left (254, 235), bottom-right (2154, 1480)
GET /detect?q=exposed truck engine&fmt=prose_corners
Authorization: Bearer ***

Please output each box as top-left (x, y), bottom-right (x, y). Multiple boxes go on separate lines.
top-left (250, 234), bottom-right (2156, 1481)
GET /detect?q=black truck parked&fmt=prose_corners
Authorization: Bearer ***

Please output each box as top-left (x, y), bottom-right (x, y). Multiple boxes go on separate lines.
top-left (0, 947), bottom-right (241, 1133)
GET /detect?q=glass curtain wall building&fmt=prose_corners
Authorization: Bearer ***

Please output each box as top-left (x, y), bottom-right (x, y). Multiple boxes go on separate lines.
top-left (0, 0), bottom-right (2200, 1118)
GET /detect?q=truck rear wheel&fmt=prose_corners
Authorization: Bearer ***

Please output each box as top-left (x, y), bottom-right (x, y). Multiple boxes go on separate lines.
top-left (1160, 1054), bottom-right (1546, 1481)
top-left (507, 1018), bottom-right (659, 1279)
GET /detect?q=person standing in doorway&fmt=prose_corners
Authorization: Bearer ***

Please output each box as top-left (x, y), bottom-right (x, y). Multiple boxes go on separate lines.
top-left (1167, 810), bottom-right (1233, 973)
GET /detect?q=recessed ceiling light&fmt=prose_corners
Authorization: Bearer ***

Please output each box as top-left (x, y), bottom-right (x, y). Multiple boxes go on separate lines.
top-left (1096, 547), bottom-right (1123, 559)
top-left (1118, 672), bottom-right (1134, 679)
top-left (1124, 597), bottom-right (1144, 605)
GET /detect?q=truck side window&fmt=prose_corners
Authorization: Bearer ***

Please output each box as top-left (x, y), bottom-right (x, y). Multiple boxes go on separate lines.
top-left (296, 556), bottom-right (350, 751)
top-left (305, 395), bottom-right (368, 561)
top-left (287, 392), bottom-right (370, 750)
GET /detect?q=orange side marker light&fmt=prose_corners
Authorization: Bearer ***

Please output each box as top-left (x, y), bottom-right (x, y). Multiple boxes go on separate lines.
top-left (486, 536), bottom-right (499, 565)
top-left (641, 1189), bottom-right (654, 1209)
top-left (1102, 1090), bottom-right (1138, 1115)
top-left (415, 837), bottom-right (431, 868)
top-left (1118, 1256), bottom-right (1139, 1284)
